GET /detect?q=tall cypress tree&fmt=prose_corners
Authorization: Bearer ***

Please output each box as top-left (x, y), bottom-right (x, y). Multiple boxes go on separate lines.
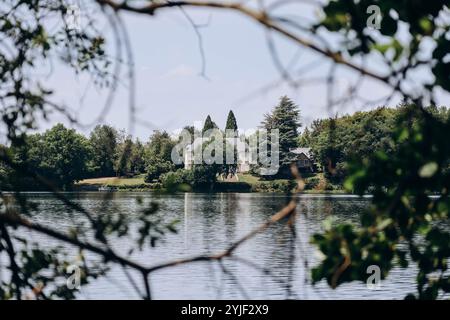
top-left (202, 115), bottom-right (218, 134)
top-left (199, 114), bottom-right (220, 181)
top-left (225, 110), bottom-right (238, 132)
top-left (223, 110), bottom-right (238, 178)
top-left (261, 96), bottom-right (301, 175)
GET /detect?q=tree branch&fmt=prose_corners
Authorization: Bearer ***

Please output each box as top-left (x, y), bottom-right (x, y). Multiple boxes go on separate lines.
top-left (96, 0), bottom-right (389, 84)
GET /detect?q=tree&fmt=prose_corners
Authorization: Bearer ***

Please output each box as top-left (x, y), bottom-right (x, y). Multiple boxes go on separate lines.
top-left (298, 127), bottom-right (311, 148)
top-left (261, 96), bottom-right (301, 176)
top-left (305, 106), bottom-right (400, 181)
top-left (222, 110), bottom-right (238, 178)
top-left (89, 125), bottom-right (118, 177)
top-left (144, 131), bottom-right (177, 181)
top-left (202, 115), bottom-right (218, 134)
top-left (312, 106), bottom-right (450, 299)
top-left (225, 110), bottom-right (237, 132)
top-left (130, 139), bottom-right (146, 175)
top-left (145, 130), bottom-right (176, 165)
top-left (145, 161), bottom-right (174, 183)
top-left (0, 0), bottom-right (449, 301)
top-left (180, 125), bottom-right (197, 144)
top-left (115, 136), bottom-right (133, 177)
top-left (9, 124), bottom-right (92, 190)
top-left (41, 124), bottom-right (91, 188)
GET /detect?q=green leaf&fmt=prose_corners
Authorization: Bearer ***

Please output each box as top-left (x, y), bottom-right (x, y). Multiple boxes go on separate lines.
top-left (377, 218), bottom-right (392, 230)
top-left (418, 162), bottom-right (438, 178)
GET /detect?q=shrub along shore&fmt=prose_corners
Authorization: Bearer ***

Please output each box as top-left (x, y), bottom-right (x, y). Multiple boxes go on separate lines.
top-left (75, 173), bottom-right (347, 193)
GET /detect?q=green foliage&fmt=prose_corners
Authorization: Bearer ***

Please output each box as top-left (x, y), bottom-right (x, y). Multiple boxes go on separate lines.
top-left (303, 106), bottom-right (400, 182)
top-left (260, 96), bottom-right (301, 176)
top-left (145, 160), bottom-right (174, 183)
top-left (319, 0), bottom-right (449, 91)
top-left (136, 202), bottom-right (180, 249)
top-left (225, 110), bottom-right (238, 132)
top-left (144, 131), bottom-right (177, 182)
top-left (222, 110), bottom-right (238, 178)
top-left (129, 139), bottom-right (146, 175)
top-left (202, 115), bottom-right (218, 134)
top-left (9, 124), bottom-right (91, 189)
top-left (144, 131), bottom-right (176, 166)
top-left (304, 175), bottom-right (320, 190)
top-left (114, 136), bottom-right (133, 177)
top-left (0, 0), bottom-right (109, 143)
top-left (312, 107), bottom-right (450, 299)
top-left (0, 0), bottom-right (449, 301)
top-left (191, 164), bottom-right (218, 187)
top-left (252, 180), bottom-right (296, 193)
top-left (160, 165), bottom-right (218, 191)
top-left (0, 240), bottom-right (107, 300)
top-left (146, 131), bottom-right (174, 161)
top-left (308, 0), bottom-right (450, 298)
top-left (89, 125), bottom-right (118, 177)
top-left (160, 169), bottom-right (193, 192)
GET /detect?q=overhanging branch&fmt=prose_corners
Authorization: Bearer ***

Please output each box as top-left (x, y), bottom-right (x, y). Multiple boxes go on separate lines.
top-left (96, 0), bottom-right (389, 84)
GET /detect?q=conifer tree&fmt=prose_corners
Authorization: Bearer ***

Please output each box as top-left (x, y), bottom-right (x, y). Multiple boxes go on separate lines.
top-left (225, 110), bottom-right (238, 132)
top-left (261, 96), bottom-right (301, 175)
top-left (202, 115), bottom-right (218, 134)
top-left (223, 110), bottom-right (238, 178)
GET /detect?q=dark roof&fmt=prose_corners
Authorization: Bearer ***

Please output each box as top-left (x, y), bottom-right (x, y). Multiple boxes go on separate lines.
top-left (289, 147), bottom-right (312, 158)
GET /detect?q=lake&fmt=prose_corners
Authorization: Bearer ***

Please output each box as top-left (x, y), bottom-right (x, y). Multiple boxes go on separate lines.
top-left (18, 192), bottom-right (420, 299)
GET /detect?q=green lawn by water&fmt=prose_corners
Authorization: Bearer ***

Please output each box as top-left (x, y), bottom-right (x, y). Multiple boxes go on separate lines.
top-left (77, 173), bottom-right (346, 193)
top-left (77, 174), bottom-right (147, 187)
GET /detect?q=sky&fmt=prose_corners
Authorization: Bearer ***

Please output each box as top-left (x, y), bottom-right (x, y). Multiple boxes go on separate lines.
top-left (38, 1), bottom-right (450, 141)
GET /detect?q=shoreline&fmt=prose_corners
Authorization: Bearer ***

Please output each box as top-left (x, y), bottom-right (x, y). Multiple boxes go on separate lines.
top-left (73, 185), bottom-right (349, 194)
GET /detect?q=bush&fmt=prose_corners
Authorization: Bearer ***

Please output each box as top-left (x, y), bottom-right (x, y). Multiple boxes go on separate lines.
top-left (160, 166), bottom-right (219, 191)
top-left (191, 165), bottom-right (217, 186)
top-left (324, 162), bottom-right (347, 185)
top-left (144, 160), bottom-right (174, 182)
top-left (304, 176), bottom-right (320, 189)
top-left (160, 169), bottom-right (193, 191)
top-left (252, 180), bottom-right (296, 193)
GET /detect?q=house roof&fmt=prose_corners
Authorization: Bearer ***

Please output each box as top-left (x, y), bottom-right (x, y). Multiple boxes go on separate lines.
top-left (289, 147), bottom-right (312, 158)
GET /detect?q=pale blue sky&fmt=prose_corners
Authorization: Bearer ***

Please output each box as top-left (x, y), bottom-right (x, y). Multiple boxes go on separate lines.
top-left (40, 1), bottom-right (450, 140)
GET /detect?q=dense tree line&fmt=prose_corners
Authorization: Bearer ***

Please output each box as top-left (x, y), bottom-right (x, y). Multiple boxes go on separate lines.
top-left (2, 103), bottom-right (448, 191)
top-left (300, 106), bottom-right (400, 183)
top-left (4, 124), bottom-right (92, 190)
top-left (0, 0), bottom-right (449, 301)
top-left (0, 109), bottom-right (244, 190)
top-left (0, 97), bottom-right (305, 190)
top-left (1, 124), bottom-right (168, 190)
top-left (300, 105), bottom-right (450, 185)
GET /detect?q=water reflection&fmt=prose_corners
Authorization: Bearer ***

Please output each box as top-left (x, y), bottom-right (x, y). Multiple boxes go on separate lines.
top-left (12, 192), bottom-right (422, 299)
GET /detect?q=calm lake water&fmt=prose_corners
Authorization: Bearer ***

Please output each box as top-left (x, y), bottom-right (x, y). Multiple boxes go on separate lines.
top-left (18, 192), bottom-right (421, 300)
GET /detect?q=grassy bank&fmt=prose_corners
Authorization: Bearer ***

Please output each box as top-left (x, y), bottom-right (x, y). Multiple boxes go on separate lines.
top-left (238, 173), bottom-right (346, 193)
top-left (76, 173), bottom-right (347, 193)
top-left (78, 175), bottom-right (146, 186)
top-left (75, 174), bottom-right (153, 191)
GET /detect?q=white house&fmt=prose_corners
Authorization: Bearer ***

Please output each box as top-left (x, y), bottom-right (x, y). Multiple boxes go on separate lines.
top-left (183, 136), bottom-right (254, 173)
top-left (184, 140), bottom-right (313, 173)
